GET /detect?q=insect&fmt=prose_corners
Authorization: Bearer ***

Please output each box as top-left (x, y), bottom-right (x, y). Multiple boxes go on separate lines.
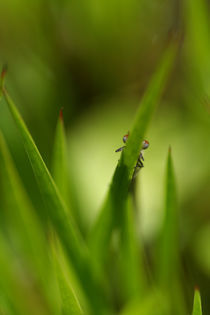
top-left (115, 132), bottom-right (149, 179)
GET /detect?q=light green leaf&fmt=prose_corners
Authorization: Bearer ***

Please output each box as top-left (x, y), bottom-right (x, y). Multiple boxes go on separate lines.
top-left (88, 43), bottom-right (177, 264)
top-left (192, 289), bottom-right (202, 315)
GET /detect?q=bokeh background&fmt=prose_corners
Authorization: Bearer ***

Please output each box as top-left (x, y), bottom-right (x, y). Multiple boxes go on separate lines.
top-left (0, 0), bottom-right (210, 313)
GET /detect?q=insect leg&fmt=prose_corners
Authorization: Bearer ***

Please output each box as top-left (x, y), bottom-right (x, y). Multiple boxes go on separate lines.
top-left (115, 146), bottom-right (126, 152)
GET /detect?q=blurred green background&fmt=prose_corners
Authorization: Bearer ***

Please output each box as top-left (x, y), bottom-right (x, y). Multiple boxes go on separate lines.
top-left (0, 0), bottom-right (209, 314)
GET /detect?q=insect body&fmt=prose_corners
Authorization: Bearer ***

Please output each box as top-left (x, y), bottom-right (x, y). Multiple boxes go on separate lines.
top-left (115, 133), bottom-right (149, 179)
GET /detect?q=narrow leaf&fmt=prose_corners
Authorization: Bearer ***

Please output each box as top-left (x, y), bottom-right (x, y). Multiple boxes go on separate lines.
top-left (185, 0), bottom-right (210, 92)
top-left (0, 80), bottom-right (109, 312)
top-left (0, 232), bottom-right (49, 315)
top-left (52, 112), bottom-right (85, 314)
top-left (0, 131), bottom-right (58, 314)
top-left (157, 148), bottom-right (186, 314)
top-left (89, 43), bottom-right (177, 264)
top-left (52, 110), bottom-right (83, 230)
top-left (51, 239), bottom-right (84, 315)
top-left (157, 148), bottom-right (178, 284)
top-left (52, 109), bottom-right (69, 206)
top-left (118, 193), bottom-right (146, 302)
top-left (192, 289), bottom-right (202, 315)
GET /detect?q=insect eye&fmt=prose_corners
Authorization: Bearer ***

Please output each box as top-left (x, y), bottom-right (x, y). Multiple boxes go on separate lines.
top-left (123, 133), bottom-right (129, 143)
top-left (142, 140), bottom-right (149, 149)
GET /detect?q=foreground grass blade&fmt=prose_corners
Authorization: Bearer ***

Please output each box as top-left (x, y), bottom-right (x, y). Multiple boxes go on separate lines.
top-left (192, 289), bottom-right (202, 315)
top-left (89, 43), bottom-right (177, 264)
top-left (0, 131), bottom-right (58, 314)
top-left (0, 75), bottom-right (109, 312)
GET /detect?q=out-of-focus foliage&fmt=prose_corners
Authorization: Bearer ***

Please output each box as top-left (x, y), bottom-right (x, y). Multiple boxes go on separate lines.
top-left (0, 0), bottom-right (209, 314)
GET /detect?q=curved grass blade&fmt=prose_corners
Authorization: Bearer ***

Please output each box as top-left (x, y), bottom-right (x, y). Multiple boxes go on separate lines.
top-left (192, 289), bottom-right (202, 315)
top-left (0, 131), bottom-right (58, 314)
top-left (88, 43), bottom-right (177, 264)
top-left (0, 77), bottom-right (109, 312)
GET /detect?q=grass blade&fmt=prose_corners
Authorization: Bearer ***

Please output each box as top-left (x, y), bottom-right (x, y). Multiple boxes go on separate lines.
top-left (52, 110), bottom-right (83, 231)
top-left (0, 75), bottom-right (109, 312)
top-left (118, 193), bottom-right (146, 302)
top-left (184, 0), bottom-right (210, 123)
top-left (156, 148), bottom-right (186, 314)
top-left (0, 231), bottom-right (49, 315)
top-left (52, 109), bottom-right (70, 207)
top-left (51, 112), bottom-right (85, 314)
top-left (89, 43), bottom-right (177, 264)
top-left (192, 289), bottom-right (202, 315)
top-left (0, 131), bottom-right (58, 314)
top-left (51, 240), bottom-right (85, 315)
top-left (157, 148), bottom-right (177, 285)
top-left (185, 0), bottom-right (210, 92)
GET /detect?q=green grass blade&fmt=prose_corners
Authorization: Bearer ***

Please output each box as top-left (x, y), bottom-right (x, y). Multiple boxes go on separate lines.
top-left (52, 111), bottom-right (83, 231)
top-left (157, 148), bottom-right (177, 284)
top-left (51, 240), bottom-right (85, 315)
top-left (51, 114), bottom-right (85, 314)
top-left (185, 0), bottom-right (210, 93)
top-left (88, 43), bottom-right (177, 264)
top-left (52, 110), bottom-right (70, 207)
top-left (0, 80), bottom-right (109, 312)
top-left (192, 289), bottom-right (202, 315)
top-left (156, 148), bottom-right (186, 314)
top-left (0, 232), bottom-right (49, 315)
top-left (118, 193), bottom-right (146, 302)
top-left (0, 131), bottom-right (58, 314)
